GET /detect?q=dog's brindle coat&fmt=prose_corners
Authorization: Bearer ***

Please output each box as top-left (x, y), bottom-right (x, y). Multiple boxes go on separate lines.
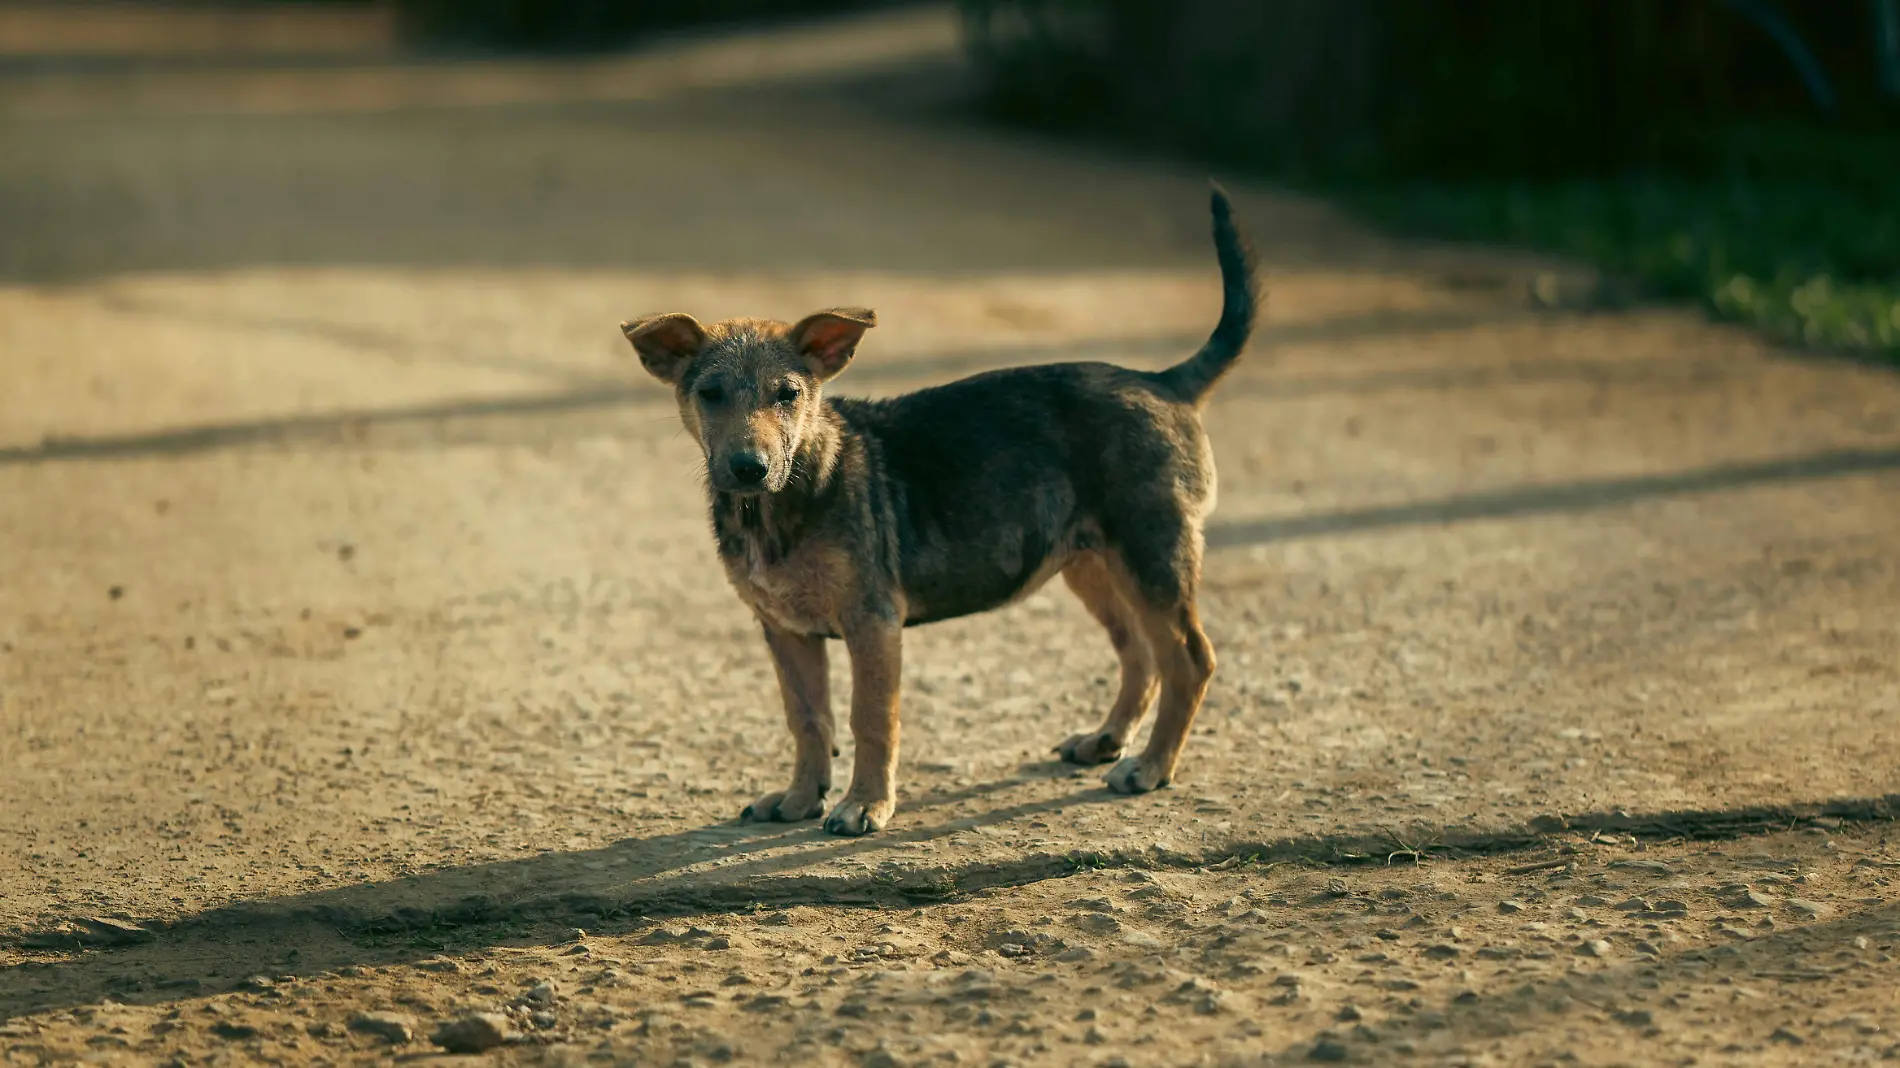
top-left (623, 188), bottom-right (1259, 836)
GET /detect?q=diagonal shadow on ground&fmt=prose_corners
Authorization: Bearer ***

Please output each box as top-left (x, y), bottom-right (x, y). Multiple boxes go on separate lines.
top-left (0, 303), bottom-right (1758, 467)
top-left (3, 788), bottom-right (1895, 1023)
top-left (1204, 446), bottom-right (1900, 549)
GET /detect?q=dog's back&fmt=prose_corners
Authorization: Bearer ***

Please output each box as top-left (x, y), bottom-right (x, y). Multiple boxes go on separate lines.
top-left (833, 185), bottom-right (1260, 625)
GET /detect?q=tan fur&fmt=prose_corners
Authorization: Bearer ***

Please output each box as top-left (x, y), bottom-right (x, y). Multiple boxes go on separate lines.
top-left (1055, 553), bottom-right (1158, 766)
top-left (726, 539), bottom-right (864, 640)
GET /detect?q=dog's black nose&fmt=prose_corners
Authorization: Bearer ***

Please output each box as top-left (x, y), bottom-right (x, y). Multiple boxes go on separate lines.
top-left (728, 453), bottom-right (768, 485)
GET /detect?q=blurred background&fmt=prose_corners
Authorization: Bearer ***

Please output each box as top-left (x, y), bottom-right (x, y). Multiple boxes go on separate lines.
top-left (961, 0), bottom-right (1900, 359)
top-left (2, 0), bottom-right (1895, 359)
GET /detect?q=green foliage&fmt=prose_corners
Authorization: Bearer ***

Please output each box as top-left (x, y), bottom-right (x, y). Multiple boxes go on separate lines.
top-left (1336, 126), bottom-right (1900, 361)
top-left (960, 0), bottom-right (1900, 362)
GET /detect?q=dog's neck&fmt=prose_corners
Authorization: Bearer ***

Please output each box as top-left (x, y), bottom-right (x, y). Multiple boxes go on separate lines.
top-left (709, 409), bottom-right (845, 566)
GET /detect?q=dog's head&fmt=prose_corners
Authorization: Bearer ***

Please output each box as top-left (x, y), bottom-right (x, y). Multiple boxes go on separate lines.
top-left (620, 308), bottom-right (875, 495)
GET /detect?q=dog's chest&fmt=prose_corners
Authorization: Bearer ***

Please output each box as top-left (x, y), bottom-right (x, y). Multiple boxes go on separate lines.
top-left (722, 535), bottom-right (850, 637)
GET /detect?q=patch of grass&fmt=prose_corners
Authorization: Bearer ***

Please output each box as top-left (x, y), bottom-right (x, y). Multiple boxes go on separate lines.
top-left (1064, 852), bottom-right (1110, 872)
top-left (1329, 126), bottom-right (1900, 363)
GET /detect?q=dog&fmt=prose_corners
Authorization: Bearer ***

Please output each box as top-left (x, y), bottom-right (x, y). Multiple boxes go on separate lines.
top-left (620, 186), bottom-right (1258, 836)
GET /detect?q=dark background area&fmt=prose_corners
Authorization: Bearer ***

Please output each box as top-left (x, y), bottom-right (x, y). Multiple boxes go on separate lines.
top-left (27, 0), bottom-right (1900, 359)
top-left (953, 0), bottom-right (1900, 362)
top-left (388, 0), bottom-right (902, 50)
top-left (341, 0), bottom-right (1899, 361)
top-left (233, 0), bottom-right (911, 50)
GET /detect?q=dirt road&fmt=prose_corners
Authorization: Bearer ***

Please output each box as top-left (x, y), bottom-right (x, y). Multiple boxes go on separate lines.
top-left (3, 5), bottom-right (1899, 1065)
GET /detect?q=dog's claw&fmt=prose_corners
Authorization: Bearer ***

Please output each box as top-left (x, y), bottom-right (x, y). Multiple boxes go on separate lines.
top-left (822, 797), bottom-right (893, 837)
top-left (1105, 755), bottom-right (1170, 795)
top-left (1056, 730), bottom-right (1125, 766)
top-left (741, 787), bottom-right (826, 824)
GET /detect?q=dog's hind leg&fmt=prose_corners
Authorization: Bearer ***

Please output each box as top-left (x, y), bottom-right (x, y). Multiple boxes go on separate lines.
top-left (1103, 519), bottom-right (1216, 795)
top-left (742, 626), bottom-right (834, 823)
top-left (1055, 553), bottom-right (1157, 765)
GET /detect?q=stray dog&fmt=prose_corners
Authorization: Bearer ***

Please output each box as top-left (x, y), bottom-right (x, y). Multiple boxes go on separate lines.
top-left (621, 186), bottom-right (1258, 836)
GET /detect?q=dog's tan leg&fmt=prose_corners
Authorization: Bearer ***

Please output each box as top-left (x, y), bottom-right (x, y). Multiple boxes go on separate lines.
top-left (823, 616), bottom-right (902, 836)
top-left (1106, 598), bottom-right (1215, 794)
top-left (1056, 553), bottom-right (1157, 765)
top-left (742, 626), bottom-right (834, 823)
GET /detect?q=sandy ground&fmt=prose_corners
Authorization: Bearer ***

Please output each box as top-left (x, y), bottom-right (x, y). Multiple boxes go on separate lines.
top-left (9, 827), bottom-right (1900, 1067)
top-left (3, 5), bottom-right (1899, 1065)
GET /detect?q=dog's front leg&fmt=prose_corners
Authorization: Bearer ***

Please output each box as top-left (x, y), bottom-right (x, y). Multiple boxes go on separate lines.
top-left (823, 614), bottom-right (902, 836)
top-left (742, 625), bottom-right (835, 823)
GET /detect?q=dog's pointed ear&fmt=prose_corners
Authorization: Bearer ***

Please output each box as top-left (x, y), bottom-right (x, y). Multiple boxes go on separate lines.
top-left (790, 307), bottom-right (875, 381)
top-left (621, 313), bottom-right (706, 384)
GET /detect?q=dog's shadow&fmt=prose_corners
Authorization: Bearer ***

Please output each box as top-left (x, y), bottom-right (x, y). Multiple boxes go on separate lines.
top-left (0, 768), bottom-right (1122, 1023)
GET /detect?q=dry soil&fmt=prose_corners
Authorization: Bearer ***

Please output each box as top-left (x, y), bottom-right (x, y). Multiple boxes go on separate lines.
top-left (3, 5), bottom-right (1898, 1067)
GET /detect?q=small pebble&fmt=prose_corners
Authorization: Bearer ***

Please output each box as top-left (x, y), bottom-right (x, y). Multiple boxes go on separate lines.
top-left (432, 1013), bottom-right (511, 1054)
top-left (1310, 1038), bottom-right (1349, 1062)
top-left (1614, 1009), bottom-right (1653, 1027)
top-left (1609, 859), bottom-right (1672, 874)
top-left (349, 1011), bottom-right (415, 1044)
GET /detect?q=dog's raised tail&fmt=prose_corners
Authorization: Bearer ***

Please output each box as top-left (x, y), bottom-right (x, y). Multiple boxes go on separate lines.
top-left (1157, 183), bottom-right (1260, 404)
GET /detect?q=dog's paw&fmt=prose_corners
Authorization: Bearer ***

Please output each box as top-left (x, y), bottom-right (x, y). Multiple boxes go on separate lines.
top-left (822, 796), bottom-right (894, 837)
top-left (1105, 755), bottom-right (1170, 795)
top-left (740, 783), bottom-right (827, 824)
top-left (1055, 730), bottom-right (1124, 766)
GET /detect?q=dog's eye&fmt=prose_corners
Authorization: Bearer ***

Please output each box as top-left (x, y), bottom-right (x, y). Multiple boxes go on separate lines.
top-left (696, 384), bottom-right (725, 405)
top-left (775, 384), bottom-right (800, 405)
